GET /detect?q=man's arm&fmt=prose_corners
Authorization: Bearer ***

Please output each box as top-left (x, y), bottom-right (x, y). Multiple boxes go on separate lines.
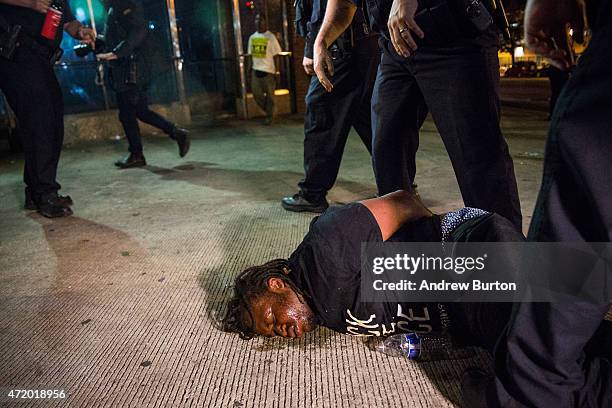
top-left (0, 0), bottom-right (96, 46)
top-left (64, 21), bottom-right (96, 47)
top-left (313, 0), bottom-right (356, 91)
top-left (272, 35), bottom-right (282, 74)
top-left (302, 26), bottom-right (317, 75)
top-left (388, 0), bottom-right (424, 57)
top-left (303, 51), bottom-right (314, 75)
top-left (244, 36), bottom-right (252, 73)
top-left (524, 0), bottom-right (587, 70)
top-left (360, 190), bottom-right (433, 241)
top-left (301, 0), bottom-right (321, 74)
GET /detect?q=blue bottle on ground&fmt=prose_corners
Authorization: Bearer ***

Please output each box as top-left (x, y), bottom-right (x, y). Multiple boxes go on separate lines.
top-left (375, 332), bottom-right (468, 361)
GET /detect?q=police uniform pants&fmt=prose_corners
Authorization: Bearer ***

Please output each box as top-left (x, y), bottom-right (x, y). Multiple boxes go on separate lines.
top-left (371, 43), bottom-right (522, 229)
top-left (490, 7), bottom-right (612, 407)
top-left (0, 48), bottom-right (64, 201)
top-left (116, 86), bottom-right (175, 154)
top-left (298, 35), bottom-right (384, 201)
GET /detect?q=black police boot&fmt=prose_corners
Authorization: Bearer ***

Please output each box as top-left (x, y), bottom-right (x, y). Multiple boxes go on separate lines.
top-left (281, 192), bottom-right (329, 213)
top-left (37, 195), bottom-right (73, 218)
top-left (115, 152), bottom-right (147, 169)
top-left (24, 188), bottom-right (37, 211)
top-left (172, 127), bottom-right (190, 158)
top-left (25, 190), bottom-right (73, 211)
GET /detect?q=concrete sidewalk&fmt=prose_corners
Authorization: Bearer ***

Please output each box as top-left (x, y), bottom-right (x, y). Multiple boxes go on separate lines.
top-left (0, 107), bottom-right (560, 407)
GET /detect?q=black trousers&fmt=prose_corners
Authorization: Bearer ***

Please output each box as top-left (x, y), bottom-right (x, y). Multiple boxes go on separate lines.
top-left (0, 47), bottom-right (64, 200)
top-left (371, 41), bottom-right (522, 229)
top-left (298, 35), bottom-right (380, 201)
top-left (489, 9), bottom-right (612, 407)
top-left (548, 66), bottom-right (570, 117)
top-left (116, 86), bottom-right (175, 154)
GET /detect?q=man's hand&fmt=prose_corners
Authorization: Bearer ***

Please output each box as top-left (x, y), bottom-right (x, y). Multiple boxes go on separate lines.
top-left (64, 21), bottom-right (96, 45)
top-left (388, 0), bottom-right (424, 58)
top-left (77, 26), bottom-right (96, 49)
top-left (302, 57), bottom-right (315, 75)
top-left (29, 0), bottom-right (50, 13)
top-left (311, 0), bottom-right (356, 91)
top-left (313, 39), bottom-right (334, 92)
top-left (524, 0), bottom-right (588, 70)
top-left (97, 52), bottom-right (118, 61)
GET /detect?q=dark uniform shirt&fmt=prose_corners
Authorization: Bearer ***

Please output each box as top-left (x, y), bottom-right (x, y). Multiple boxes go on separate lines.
top-left (0, 1), bottom-right (75, 49)
top-left (287, 202), bottom-right (523, 346)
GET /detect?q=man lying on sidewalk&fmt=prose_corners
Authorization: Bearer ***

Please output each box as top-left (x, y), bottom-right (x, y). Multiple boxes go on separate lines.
top-left (222, 190), bottom-right (527, 351)
top-left (223, 190), bottom-right (611, 346)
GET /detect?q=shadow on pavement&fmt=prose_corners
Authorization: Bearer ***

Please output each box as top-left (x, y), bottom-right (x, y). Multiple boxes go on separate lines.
top-left (145, 161), bottom-right (375, 203)
top-left (29, 213), bottom-right (149, 288)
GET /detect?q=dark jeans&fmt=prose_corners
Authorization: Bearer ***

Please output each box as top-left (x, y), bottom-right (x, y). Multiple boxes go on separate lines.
top-left (371, 41), bottom-right (522, 229)
top-left (490, 8), bottom-right (612, 407)
top-left (0, 48), bottom-right (64, 200)
top-left (116, 86), bottom-right (175, 154)
top-left (298, 36), bottom-right (380, 201)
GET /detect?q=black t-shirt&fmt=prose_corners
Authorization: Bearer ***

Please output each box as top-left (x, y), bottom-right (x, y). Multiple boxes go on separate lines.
top-left (287, 203), bottom-right (450, 337)
top-left (0, 1), bottom-right (75, 49)
top-left (287, 203), bottom-right (525, 346)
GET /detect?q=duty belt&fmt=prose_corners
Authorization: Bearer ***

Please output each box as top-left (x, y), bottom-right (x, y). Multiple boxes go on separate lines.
top-left (16, 32), bottom-right (63, 64)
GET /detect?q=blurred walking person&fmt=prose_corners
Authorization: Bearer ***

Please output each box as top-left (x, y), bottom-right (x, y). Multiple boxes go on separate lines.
top-left (97, 0), bottom-right (190, 169)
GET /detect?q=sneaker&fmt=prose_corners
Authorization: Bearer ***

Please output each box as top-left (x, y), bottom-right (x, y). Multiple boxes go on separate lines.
top-left (281, 192), bottom-right (329, 213)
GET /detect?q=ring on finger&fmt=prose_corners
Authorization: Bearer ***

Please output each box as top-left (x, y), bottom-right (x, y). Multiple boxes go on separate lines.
top-left (399, 27), bottom-right (409, 33)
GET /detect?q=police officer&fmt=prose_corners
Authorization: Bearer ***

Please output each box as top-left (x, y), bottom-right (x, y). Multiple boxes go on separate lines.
top-left (313, 0), bottom-right (522, 230)
top-left (280, 0), bottom-right (381, 213)
top-left (97, 0), bottom-right (190, 169)
top-left (0, 0), bottom-right (95, 217)
top-left (463, 0), bottom-right (612, 406)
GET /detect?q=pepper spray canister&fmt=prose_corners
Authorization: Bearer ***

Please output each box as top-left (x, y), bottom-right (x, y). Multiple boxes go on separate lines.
top-left (41, 0), bottom-right (64, 40)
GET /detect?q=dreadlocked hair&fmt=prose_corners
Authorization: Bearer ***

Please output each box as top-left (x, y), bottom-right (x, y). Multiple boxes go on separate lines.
top-left (222, 259), bottom-right (306, 340)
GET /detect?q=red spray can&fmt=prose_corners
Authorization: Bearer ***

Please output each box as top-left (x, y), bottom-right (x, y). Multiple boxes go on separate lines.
top-left (41, 1), bottom-right (63, 40)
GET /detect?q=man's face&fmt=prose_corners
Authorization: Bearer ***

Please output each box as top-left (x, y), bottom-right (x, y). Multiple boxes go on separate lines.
top-left (245, 278), bottom-right (316, 338)
top-left (255, 15), bottom-right (268, 33)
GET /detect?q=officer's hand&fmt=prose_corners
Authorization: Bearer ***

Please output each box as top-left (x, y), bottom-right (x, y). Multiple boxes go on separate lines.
top-left (97, 52), bottom-right (118, 61)
top-left (302, 57), bottom-right (315, 76)
top-left (30, 0), bottom-right (51, 13)
top-left (388, 0), bottom-right (424, 58)
top-left (313, 40), bottom-right (334, 92)
top-left (524, 0), bottom-right (587, 70)
top-left (78, 27), bottom-right (97, 48)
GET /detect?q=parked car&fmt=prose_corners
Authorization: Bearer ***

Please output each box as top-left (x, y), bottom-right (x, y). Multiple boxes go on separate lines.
top-left (536, 62), bottom-right (551, 78)
top-left (504, 61), bottom-right (539, 78)
top-left (0, 92), bottom-right (21, 152)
